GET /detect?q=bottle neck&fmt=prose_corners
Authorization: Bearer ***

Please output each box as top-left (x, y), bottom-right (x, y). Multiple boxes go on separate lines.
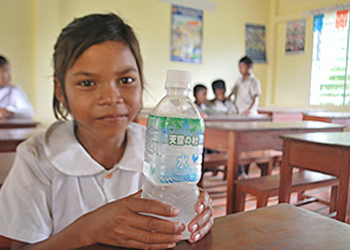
top-left (166, 88), bottom-right (189, 97)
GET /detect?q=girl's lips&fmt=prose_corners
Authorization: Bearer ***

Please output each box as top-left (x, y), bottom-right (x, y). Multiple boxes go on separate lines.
top-left (97, 114), bottom-right (128, 122)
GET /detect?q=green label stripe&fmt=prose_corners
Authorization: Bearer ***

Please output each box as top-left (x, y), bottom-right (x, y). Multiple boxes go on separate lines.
top-left (147, 115), bottom-right (204, 133)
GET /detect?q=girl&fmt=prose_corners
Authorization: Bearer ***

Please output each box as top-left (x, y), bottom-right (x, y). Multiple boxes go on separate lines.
top-left (0, 55), bottom-right (35, 119)
top-left (0, 13), bottom-right (213, 249)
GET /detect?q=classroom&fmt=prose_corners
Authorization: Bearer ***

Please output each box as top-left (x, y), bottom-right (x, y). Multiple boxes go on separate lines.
top-left (1, 0), bottom-right (350, 249)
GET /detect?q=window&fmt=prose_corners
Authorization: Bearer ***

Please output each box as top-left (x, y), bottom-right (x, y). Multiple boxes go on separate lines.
top-left (310, 10), bottom-right (350, 106)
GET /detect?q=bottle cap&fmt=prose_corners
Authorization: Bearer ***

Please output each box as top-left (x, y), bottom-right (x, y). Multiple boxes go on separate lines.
top-left (165, 69), bottom-right (191, 90)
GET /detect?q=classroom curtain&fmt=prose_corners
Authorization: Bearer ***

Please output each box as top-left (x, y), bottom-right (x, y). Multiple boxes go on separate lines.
top-left (310, 10), bottom-right (350, 106)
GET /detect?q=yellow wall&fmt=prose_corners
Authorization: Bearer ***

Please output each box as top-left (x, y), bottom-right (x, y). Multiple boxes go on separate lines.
top-left (1, 0), bottom-right (270, 125)
top-left (269, 0), bottom-right (350, 111)
top-left (0, 0), bottom-right (36, 102)
top-left (2, 0), bottom-right (350, 125)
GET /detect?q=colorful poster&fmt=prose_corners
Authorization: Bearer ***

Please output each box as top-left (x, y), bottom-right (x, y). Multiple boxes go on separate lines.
top-left (245, 24), bottom-right (267, 63)
top-left (286, 19), bottom-right (306, 55)
top-left (171, 5), bottom-right (203, 64)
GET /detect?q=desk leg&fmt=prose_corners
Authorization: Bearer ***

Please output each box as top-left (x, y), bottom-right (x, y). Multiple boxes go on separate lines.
top-left (336, 155), bottom-right (350, 223)
top-left (227, 132), bottom-right (239, 214)
top-left (279, 139), bottom-right (293, 204)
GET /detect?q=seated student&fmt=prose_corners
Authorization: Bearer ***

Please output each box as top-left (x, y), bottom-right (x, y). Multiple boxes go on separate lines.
top-left (193, 84), bottom-right (213, 117)
top-left (0, 13), bottom-right (213, 249)
top-left (0, 55), bottom-right (35, 119)
top-left (228, 56), bottom-right (262, 115)
top-left (211, 79), bottom-right (237, 115)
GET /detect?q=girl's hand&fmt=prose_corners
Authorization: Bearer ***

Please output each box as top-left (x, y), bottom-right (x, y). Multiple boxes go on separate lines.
top-left (187, 188), bottom-right (214, 243)
top-left (79, 191), bottom-right (185, 249)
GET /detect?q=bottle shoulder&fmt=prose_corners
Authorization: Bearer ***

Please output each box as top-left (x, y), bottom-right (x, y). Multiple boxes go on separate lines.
top-left (151, 95), bottom-right (201, 119)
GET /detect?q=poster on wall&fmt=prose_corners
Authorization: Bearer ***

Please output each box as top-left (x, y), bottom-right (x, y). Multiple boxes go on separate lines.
top-left (245, 23), bottom-right (267, 64)
top-left (171, 5), bottom-right (203, 64)
top-left (285, 19), bottom-right (306, 55)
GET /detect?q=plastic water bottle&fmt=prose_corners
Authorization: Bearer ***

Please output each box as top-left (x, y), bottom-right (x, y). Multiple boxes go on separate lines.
top-left (142, 69), bottom-right (205, 239)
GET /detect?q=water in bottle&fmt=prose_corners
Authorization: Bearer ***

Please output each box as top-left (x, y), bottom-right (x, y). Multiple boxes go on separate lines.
top-left (142, 69), bottom-right (205, 239)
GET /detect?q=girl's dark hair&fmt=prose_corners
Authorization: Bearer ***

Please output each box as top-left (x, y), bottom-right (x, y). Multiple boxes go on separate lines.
top-left (53, 13), bottom-right (144, 120)
top-left (0, 55), bottom-right (9, 68)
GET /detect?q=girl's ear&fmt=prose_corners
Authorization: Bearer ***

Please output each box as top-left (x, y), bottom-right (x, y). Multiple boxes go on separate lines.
top-left (54, 78), bottom-right (67, 107)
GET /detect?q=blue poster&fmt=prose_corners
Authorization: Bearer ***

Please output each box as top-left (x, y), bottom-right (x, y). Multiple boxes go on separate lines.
top-left (171, 5), bottom-right (203, 64)
top-left (245, 23), bottom-right (267, 63)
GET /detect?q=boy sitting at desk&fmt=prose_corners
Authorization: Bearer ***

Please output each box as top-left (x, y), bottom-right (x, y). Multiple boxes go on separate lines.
top-left (211, 79), bottom-right (237, 115)
top-left (193, 84), bottom-right (214, 117)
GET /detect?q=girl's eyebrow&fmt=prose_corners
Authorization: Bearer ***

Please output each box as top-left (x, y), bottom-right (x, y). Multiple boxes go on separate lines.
top-left (118, 67), bottom-right (138, 75)
top-left (72, 71), bottom-right (98, 77)
top-left (72, 67), bottom-right (138, 77)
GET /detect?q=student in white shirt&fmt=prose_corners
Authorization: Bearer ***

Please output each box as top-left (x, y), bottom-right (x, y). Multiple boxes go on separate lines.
top-left (193, 84), bottom-right (213, 117)
top-left (0, 13), bottom-right (213, 250)
top-left (211, 79), bottom-right (237, 115)
top-left (0, 55), bottom-right (35, 119)
top-left (228, 56), bottom-right (262, 115)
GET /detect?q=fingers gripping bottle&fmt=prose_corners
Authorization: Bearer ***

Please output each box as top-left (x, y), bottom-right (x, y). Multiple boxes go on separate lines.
top-left (142, 69), bottom-right (205, 239)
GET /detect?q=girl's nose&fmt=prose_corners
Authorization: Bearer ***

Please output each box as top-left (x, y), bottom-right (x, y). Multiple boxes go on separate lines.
top-left (98, 83), bottom-right (124, 106)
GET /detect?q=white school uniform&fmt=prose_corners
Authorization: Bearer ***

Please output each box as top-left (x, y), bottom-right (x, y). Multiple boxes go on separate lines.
top-left (233, 74), bottom-right (262, 115)
top-left (0, 85), bottom-right (35, 119)
top-left (0, 121), bottom-right (145, 243)
top-left (212, 99), bottom-right (237, 114)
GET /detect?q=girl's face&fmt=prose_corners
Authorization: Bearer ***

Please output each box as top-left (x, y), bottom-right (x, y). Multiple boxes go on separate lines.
top-left (56, 41), bottom-right (142, 142)
top-left (0, 63), bottom-right (11, 87)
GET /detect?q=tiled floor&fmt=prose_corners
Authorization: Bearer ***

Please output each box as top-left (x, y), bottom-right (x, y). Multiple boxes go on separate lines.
top-left (202, 164), bottom-right (333, 218)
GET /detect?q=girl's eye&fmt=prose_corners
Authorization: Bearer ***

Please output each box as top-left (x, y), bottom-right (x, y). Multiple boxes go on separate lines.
top-left (78, 80), bottom-right (95, 87)
top-left (119, 77), bottom-right (134, 85)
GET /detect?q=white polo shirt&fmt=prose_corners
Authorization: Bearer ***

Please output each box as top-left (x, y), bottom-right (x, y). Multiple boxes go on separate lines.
top-left (0, 121), bottom-right (145, 243)
top-left (233, 74), bottom-right (262, 114)
top-left (212, 99), bottom-right (237, 114)
top-left (0, 85), bottom-right (35, 119)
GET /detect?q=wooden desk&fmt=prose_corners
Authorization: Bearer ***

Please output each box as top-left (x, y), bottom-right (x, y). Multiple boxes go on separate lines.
top-left (258, 106), bottom-right (304, 121)
top-left (204, 121), bottom-right (345, 214)
top-left (79, 204), bottom-right (350, 250)
top-left (0, 128), bottom-right (36, 152)
top-left (279, 132), bottom-right (350, 223)
top-left (204, 114), bottom-right (271, 122)
top-left (0, 119), bottom-right (38, 128)
top-left (303, 111), bottom-right (350, 128)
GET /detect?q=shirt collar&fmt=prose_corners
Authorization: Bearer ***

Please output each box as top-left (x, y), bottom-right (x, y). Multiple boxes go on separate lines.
top-left (43, 121), bottom-right (145, 176)
top-left (242, 73), bottom-right (254, 82)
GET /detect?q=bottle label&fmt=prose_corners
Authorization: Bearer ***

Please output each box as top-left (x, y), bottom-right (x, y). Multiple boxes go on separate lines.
top-left (145, 115), bottom-right (205, 184)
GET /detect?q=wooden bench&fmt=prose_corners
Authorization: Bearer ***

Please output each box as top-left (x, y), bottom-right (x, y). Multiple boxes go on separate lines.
top-left (235, 170), bottom-right (339, 212)
top-left (199, 150), bottom-right (282, 186)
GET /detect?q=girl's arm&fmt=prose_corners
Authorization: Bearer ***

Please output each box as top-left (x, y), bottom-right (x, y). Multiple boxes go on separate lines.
top-left (11, 191), bottom-right (184, 250)
top-left (5, 86), bottom-right (35, 119)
